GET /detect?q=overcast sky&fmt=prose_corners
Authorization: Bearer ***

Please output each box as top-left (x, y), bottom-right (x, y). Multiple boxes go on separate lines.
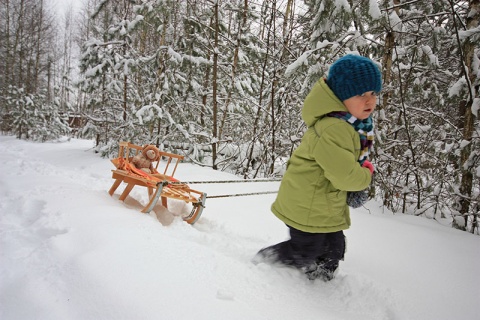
top-left (52, 0), bottom-right (82, 17)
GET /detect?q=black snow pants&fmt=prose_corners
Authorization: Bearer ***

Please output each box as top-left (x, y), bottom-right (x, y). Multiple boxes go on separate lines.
top-left (257, 225), bottom-right (346, 276)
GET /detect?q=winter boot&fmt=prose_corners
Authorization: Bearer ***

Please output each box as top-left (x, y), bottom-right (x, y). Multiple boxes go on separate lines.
top-left (252, 246), bottom-right (280, 265)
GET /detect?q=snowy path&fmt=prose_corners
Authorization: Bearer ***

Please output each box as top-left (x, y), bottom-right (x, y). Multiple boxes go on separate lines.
top-left (0, 136), bottom-right (478, 320)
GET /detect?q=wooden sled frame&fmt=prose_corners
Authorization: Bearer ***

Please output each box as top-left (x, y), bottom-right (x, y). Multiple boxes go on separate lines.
top-left (108, 141), bottom-right (206, 224)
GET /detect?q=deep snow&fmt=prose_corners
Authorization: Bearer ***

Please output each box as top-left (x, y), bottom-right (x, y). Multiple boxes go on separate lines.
top-left (0, 135), bottom-right (478, 320)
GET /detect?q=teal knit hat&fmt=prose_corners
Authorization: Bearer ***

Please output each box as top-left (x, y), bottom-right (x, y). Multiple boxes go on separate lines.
top-left (326, 55), bottom-right (382, 101)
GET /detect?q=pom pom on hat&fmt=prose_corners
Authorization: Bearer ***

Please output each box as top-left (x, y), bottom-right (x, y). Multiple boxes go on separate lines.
top-left (327, 55), bottom-right (382, 101)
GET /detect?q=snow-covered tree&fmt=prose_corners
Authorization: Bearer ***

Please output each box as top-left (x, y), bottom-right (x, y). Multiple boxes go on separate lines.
top-left (0, 0), bottom-right (76, 141)
top-left (6, 85), bottom-right (70, 141)
top-left (77, 0), bottom-right (149, 154)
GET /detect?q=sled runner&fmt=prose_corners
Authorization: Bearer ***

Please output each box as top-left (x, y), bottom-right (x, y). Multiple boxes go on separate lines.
top-left (108, 141), bottom-right (206, 224)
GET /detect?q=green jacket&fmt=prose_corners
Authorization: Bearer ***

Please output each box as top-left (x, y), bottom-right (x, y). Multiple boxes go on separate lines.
top-left (271, 78), bottom-right (372, 233)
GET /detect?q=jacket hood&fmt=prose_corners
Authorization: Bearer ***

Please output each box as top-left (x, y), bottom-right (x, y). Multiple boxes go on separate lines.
top-left (301, 78), bottom-right (348, 127)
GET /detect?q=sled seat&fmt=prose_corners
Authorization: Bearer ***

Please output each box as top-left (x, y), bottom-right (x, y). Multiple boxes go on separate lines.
top-left (108, 141), bottom-right (206, 224)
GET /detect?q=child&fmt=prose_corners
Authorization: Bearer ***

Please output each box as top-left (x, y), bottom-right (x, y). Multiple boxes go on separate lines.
top-left (254, 54), bottom-right (381, 281)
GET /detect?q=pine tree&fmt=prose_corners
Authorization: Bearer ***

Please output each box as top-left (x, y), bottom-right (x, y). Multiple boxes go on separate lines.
top-left (77, 0), bottom-right (148, 154)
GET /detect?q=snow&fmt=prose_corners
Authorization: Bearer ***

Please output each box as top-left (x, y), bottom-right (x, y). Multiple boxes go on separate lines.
top-left (368, 0), bottom-right (382, 20)
top-left (448, 76), bottom-right (466, 97)
top-left (458, 26), bottom-right (480, 41)
top-left (285, 50), bottom-right (311, 76)
top-left (168, 47), bottom-right (183, 64)
top-left (472, 97), bottom-right (480, 117)
top-left (389, 11), bottom-right (403, 32)
top-left (1, 135), bottom-right (479, 320)
top-left (420, 45), bottom-right (439, 67)
top-left (334, 0), bottom-right (351, 13)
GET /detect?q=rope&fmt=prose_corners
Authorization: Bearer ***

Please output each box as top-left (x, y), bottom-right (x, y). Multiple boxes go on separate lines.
top-left (168, 178), bottom-right (281, 199)
top-left (206, 190), bottom-right (278, 199)
top-left (170, 178), bottom-right (282, 185)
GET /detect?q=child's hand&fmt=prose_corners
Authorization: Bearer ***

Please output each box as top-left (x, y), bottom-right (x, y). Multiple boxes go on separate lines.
top-left (362, 160), bottom-right (374, 175)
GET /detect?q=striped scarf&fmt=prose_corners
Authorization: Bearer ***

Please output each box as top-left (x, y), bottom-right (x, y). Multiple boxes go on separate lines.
top-left (327, 112), bottom-right (374, 165)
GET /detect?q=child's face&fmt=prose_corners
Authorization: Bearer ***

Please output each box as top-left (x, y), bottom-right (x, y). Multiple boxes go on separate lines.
top-left (343, 91), bottom-right (377, 120)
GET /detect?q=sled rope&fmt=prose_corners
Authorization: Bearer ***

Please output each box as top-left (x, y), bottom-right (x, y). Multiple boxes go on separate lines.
top-left (206, 190), bottom-right (278, 199)
top-left (168, 178), bottom-right (281, 198)
top-left (169, 178), bottom-right (282, 185)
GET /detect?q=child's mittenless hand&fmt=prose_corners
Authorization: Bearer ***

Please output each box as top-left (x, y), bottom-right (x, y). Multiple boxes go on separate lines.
top-left (362, 160), bottom-right (374, 175)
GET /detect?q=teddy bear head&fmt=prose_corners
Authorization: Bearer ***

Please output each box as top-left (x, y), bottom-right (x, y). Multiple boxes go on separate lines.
top-left (142, 145), bottom-right (160, 161)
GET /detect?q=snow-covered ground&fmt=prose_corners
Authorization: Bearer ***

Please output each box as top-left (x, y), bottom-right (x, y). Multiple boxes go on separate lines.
top-left (0, 135), bottom-right (478, 320)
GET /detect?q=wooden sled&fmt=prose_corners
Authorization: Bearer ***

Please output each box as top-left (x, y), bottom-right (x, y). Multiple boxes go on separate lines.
top-left (108, 141), bottom-right (206, 224)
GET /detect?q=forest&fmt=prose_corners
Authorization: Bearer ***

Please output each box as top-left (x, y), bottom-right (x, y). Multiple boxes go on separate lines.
top-left (0, 0), bottom-right (479, 234)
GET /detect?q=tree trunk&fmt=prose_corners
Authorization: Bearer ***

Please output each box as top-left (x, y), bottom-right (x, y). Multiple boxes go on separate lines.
top-left (12, 0), bottom-right (26, 88)
top-left (218, 0), bottom-right (247, 140)
top-left (243, 1), bottom-right (274, 178)
top-left (269, 0), bottom-right (278, 175)
top-left (33, 0), bottom-right (44, 94)
top-left (211, 1), bottom-right (219, 170)
top-left (451, 0), bottom-right (479, 231)
top-left (2, 0), bottom-right (11, 99)
top-left (379, 30), bottom-right (395, 206)
top-left (379, 0), bottom-right (411, 210)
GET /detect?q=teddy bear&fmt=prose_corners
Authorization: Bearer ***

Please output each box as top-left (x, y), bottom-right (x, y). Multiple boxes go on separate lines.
top-left (132, 145), bottom-right (160, 174)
